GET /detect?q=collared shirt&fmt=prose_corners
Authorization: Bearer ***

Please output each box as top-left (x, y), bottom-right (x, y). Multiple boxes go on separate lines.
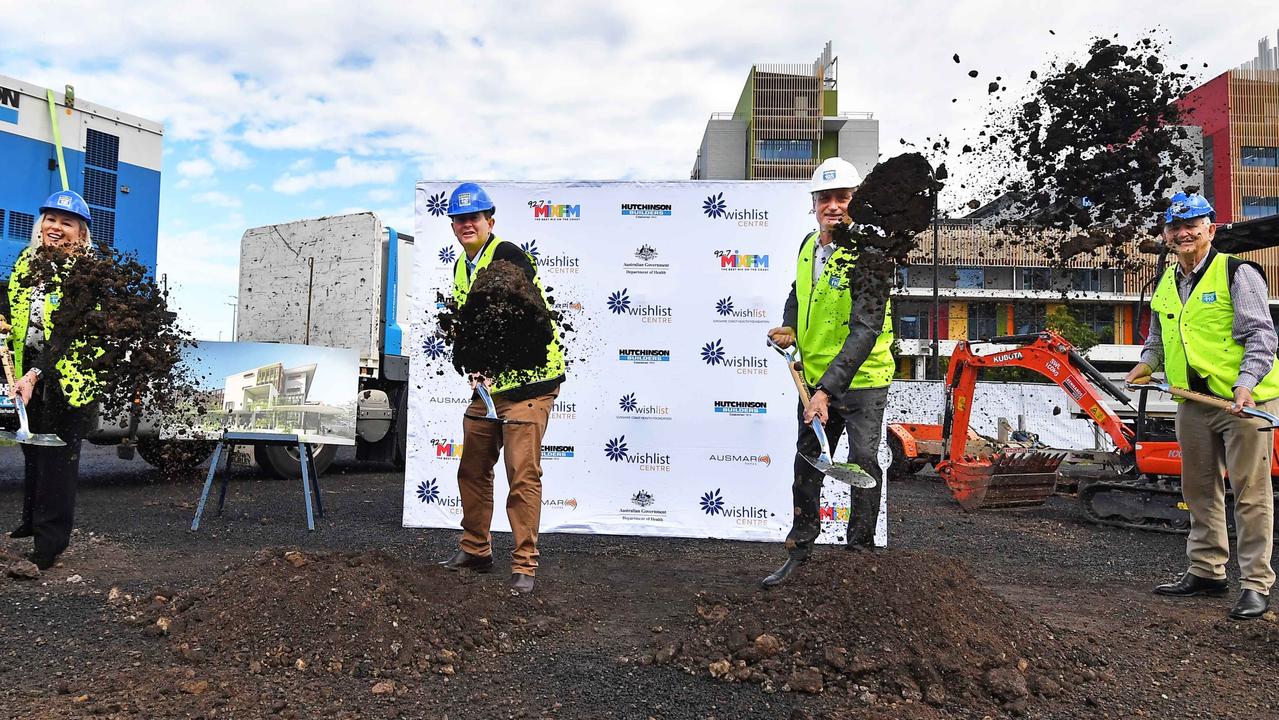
top-left (1140, 250), bottom-right (1277, 390)
top-left (812, 239), bottom-right (836, 287)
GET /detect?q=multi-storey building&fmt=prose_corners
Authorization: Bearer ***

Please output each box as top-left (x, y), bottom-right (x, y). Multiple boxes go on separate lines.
top-left (690, 42), bottom-right (878, 181)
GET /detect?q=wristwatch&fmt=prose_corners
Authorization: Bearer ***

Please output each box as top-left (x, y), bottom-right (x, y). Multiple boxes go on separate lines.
top-left (28, 368), bottom-right (41, 379)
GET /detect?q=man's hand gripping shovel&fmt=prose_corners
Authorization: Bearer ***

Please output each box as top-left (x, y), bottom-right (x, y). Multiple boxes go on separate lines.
top-left (0, 333), bottom-right (66, 446)
top-left (766, 339), bottom-right (874, 488)
top-left (463, 378), bottom-right (533, 426)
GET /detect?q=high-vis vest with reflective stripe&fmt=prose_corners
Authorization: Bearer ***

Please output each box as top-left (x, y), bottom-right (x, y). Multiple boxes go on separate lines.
top-left (1150, 251), bottom-right (1279, 403)
top-left (452, 236), bottom-right (565, 394)
top-left (6, 247), bottom-right (101, 407)
top-left (795, 232), bottom-right (895, 389)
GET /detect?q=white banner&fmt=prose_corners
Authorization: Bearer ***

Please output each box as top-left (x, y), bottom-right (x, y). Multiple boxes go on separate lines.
top-left (405, 181), bottom-right (891, 545)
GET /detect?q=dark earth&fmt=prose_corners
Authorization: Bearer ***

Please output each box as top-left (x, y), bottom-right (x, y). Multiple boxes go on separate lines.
top-left (436, 259), bottom-right (557, 379)
top-left (2, 447), bottom-right (1276, 718)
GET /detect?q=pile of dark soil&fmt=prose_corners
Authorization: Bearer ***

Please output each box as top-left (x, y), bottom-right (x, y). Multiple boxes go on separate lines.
top-left (139, 548), bottom-right (563, 683)
top-left (23, 246), bottom-right (193, 419)
top-left (644, 551), bottom-right (1098, 716)
top-left (436, 259), bottom-right (556, 379)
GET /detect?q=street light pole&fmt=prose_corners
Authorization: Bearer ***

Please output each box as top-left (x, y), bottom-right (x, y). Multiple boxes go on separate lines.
top-left (227, 296), bottom-right (238, 341)
top-left (930, 192), bottom-right (941, 380)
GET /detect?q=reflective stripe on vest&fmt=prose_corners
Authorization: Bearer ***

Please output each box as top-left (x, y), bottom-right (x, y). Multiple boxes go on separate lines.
top-left (1149, 252), bottom-right (1279, 403)
top-left (794, 232), bottom-right (895, 389)
top-left (451, 236), bottom-right (565, 394)
top-left (6, 247), bottom-right (100, 407)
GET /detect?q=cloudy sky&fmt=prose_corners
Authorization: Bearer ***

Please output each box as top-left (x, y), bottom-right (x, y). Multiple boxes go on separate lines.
top-left (2, 1), bottom-right (1276, 339)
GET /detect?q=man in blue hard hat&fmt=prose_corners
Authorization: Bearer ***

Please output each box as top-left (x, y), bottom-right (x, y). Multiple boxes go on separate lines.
top-left (437, 182), bottom-right (565, 595)
top-left (1126, 191), bottom-right (1279, 620)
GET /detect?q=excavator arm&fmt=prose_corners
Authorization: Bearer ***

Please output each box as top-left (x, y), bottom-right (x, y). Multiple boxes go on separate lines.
top-left (938, 331), bottom-right (1135, 509)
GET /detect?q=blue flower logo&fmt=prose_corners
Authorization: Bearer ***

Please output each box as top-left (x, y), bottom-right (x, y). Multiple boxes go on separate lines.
top-left (703, 192), bottom-right (727, 219)
top-left (607, 289), bottom-right (632, 315)
top-left (416, 480), bottom-right (440, 504)
top-left (700, 489), bottom-right (725, 516)
top-left (619, 393), bottom-right (638, 412)
top-left (605, 436), bottom-right (629, 462)
top-left (715, 297), bottom-right (734, 316)
top-left (422, 336), bottom-right (447, 359)
top-left (520, 239), bottom-right (541, 259)
top-left (438, 246), bottom-right (457, 264)
top-left (701, 339), bottom-right (726, 366)
top-left (425, 191), bottom-right (449, 217)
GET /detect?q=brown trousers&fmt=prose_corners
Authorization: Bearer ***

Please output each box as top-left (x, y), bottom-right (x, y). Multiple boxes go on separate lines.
top-left (1176, 399), bottom-right (1277, 593)
top-left (456, 388), bottom-right (557, 576)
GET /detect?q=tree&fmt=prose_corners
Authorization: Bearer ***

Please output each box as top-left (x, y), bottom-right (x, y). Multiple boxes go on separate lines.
top-left (1045, 306), bottom-right (1101, 355)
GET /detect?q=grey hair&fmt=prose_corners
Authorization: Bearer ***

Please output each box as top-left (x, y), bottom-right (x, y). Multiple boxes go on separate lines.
top-left (28, 211), bottom-right (93, 252)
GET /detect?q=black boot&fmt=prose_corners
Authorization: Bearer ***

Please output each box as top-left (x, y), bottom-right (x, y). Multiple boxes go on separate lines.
top-left (8, 524), bottom-right (33, 539)
top-left (1229, 589), bottom-right (1270, 620)
top-left (439, 549), bottom-right (493, 573)
top-left (1153, 572), bottom-right (1229, 597)
top-left (761, 555), bottom-right (807, 589)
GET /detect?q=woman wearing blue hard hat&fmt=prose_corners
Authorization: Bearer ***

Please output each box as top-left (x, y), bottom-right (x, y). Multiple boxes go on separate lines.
top-left (1, 189), bottom-right (101, 570)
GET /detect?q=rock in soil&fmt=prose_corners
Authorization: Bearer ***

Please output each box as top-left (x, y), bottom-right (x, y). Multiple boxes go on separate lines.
top-left (6, 560), bottom-right (40, 580)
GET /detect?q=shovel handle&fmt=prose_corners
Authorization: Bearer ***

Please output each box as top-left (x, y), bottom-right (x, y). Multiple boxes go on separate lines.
top-left (785, 360), bottom-right (812, 405)
top-left (0, 341), bottom-right (16, 388)
top-left (1128, 379), bottom-right (1279, 427)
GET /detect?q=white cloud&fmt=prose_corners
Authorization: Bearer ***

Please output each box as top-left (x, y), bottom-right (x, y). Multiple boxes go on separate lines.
top-left (210, 140), bottom-right (251, 170)
top-left (366, 187), bottom-right (396, 203)
top-left (272, 155), bottom-right (401, 194)
top-left (176, 158), bottom-right (215, 178)
top-left (246, 183), bottom-right (264, 191)
top-left (192, 191), bottom-right (242, 208)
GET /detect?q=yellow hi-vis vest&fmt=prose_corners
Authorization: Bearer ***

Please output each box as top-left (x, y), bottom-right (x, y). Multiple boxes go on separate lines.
top-left (795, 232), bottom-right (895, 389)
top-left (1150, 251), bottom-right (1279, 403)
top-left (6, 247), bottom-right (101, 407)
top-left (451, 236), bottom-right (565, 394)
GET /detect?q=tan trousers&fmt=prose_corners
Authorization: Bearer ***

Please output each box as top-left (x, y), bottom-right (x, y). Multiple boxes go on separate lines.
top-left (1176, 398), bottom-right (1277, 593)
top-left (456, 387), bottom-right (557, 576)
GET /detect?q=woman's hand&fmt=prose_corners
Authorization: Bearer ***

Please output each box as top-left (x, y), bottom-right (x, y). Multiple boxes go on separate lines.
top-left (12, 370), bottom-right (38, 405)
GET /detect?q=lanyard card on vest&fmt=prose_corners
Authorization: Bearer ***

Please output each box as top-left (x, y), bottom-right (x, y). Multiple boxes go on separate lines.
top-left (1150, 251), bottom-right (1279, 403)
top-left (793, 232), bottom-right (895, 390)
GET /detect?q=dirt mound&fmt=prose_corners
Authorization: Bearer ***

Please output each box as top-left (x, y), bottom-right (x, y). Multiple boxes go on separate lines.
top-left (644, 551), bottom-right (1098, 715)
top-left (436, 259), bottom-right (557, 378)
top-left (141, 548), bottom-right (564, 682)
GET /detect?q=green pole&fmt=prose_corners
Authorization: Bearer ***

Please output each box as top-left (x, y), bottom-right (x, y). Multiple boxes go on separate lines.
top-left (46, 90), bottom-right (70, 191)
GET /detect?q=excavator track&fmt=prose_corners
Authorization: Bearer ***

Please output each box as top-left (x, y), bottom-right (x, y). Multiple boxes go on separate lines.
top-left (1078, 477), bottom-right (1191, 534)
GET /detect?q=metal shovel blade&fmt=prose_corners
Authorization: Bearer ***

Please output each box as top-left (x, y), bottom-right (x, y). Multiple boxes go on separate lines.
top-left (13, 396), bottom-right (65, 447)
top-left (803, 417), bottom-right (875, 489)
top-left (463, 384), bottom-right (533, 426)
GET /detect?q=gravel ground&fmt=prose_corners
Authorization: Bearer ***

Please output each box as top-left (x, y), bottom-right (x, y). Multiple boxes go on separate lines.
top-left (1, 445), bottom-right (1276, 719)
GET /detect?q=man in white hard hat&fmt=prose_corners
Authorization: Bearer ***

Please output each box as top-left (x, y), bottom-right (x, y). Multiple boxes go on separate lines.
top-left (762, 157), bottom-right (895, 588)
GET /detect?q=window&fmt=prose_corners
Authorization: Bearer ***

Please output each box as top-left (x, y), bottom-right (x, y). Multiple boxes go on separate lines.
top-left (968, 302), bottom-right (997, 340)
top-left (1071, 268), bottom-right (1103, 292)
top-left (955, 267), bottom-right (984, 289)
top-left (896, 266), bottom-right (908, 288)
top-left (1242, 196), bottom-right (1279, 220)
top-left (1020, 268), bottom-right (1052, 291)
top-left (1203, 138), bottom-right (1215, 205)
top-left (1073, 306), bottom-right (1115, 344)
top-left (755, 140), bottom-right (814, 161)
top-left (1241, 146), bottom-right (1279, 168)
top-left (1013, 303), bottom-right (1046, 334)
top-left (895, 301), bottom-right (934, 340)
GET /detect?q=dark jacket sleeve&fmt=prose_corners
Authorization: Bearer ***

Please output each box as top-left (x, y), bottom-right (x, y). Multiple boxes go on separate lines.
top-left (816, 251), bottom-right (892, 396)
top-left (782, 281), bottom-right (798, 329)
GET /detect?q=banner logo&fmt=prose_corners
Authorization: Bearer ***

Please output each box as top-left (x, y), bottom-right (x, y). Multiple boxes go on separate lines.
top-left (422, 336), bottom-right (447, 360)
top-left (424, 191), bottom-right (449, 217)
top-left (431, 439), bottom-right (463, 458)
top-left (623, 245), bottom-right (670, 276)
top-left (700, 339), bottom-right (769, 374)
top-left (530, 200), bottom-right (581, 221)
top-left (416, 479), bottom-right (441, 503)
top-left (631, 490), bottom-right (655, 507)
top-left (713, 296), bottom-right (769, 324)
top-left (551, 400), bottom-right (577, 420)
top-left (713, 400), bottom-right (767, 416)
top-left (604, 435), bottom-right (670, 470)
top-left (700, 488), bottom-right (726, 515)
top-left (703, 193), bottom-right (770, 227)
top-left (699, 488), bottom-right (774, 525)
top-left (543, 497), bottom-right (578, 510)
top-left (617, 392), bottom-right (671, 420)
top-left (635, 245), bottom-right (658, 261)
top-left (708, 452), bottom-right (772, 466)
top-left (606, 289), bottom-right (672, 323)
top-left (620, 203), bottom-right (672, 219)
top-left (520, 239), bottom-right (580, 274)
top-left (438, 246), bottom-right (457, 264)
top-left (715, 250), bottom-right (770, 271)
top-left (619, 348), bottom-right (671, 364)
top-left (542, 445), bottom-right (576, 459)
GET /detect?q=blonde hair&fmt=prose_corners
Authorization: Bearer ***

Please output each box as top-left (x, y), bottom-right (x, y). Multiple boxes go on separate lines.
top-left (28, 211), bottom-right (93, 252)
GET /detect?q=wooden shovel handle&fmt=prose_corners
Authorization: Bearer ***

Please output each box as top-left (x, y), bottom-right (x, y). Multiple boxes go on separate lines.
top-left (786, 360), bottom-right (812, 405)
top-left (0, 342), bottom-right (16, 388)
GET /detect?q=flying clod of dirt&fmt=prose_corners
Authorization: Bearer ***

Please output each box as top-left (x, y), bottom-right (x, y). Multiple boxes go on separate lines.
top-left (978, 34), bottom-right (1200, 267)
top-left (21, 246), bottom-right (194, 420)
top-left (436, 259), bottom-right (557, 380)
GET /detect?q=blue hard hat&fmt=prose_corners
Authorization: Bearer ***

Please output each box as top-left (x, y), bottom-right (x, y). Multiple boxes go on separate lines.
top-left (1164, 192), bottom-right (1215, 225)
top-left (40, 190), bottom-right (93, 226)
top-left (447, 183), bottom-right (495, 216)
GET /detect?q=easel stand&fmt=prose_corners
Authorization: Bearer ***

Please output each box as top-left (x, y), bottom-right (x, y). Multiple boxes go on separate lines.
top-left (191, 432), bottom-right (325, 531)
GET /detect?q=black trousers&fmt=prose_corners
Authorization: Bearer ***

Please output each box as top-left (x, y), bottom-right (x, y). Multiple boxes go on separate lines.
top-left (785, 385), bottom-right (890, 556)
top-left (17, 383), bottom-right (93, 560)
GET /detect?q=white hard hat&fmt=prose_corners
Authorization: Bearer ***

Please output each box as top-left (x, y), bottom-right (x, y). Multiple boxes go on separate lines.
top-left (810, 157), bottom-right (862, 193)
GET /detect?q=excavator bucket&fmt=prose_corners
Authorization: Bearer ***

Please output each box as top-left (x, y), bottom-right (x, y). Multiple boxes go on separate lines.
top-left (944, 448), bottom-right (1066, 510)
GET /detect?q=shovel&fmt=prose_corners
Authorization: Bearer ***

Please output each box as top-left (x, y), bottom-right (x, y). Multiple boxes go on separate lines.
top-left (766, 339), bottom-right (875, 489)
top-left (1127, 378), bottom-right (1279, 430)
top-left (0, 338), bottom-right (66, 446)
top-left (464, 383), bottom-right (533, 426)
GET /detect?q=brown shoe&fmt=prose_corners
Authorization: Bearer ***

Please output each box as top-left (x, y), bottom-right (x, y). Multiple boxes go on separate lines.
top-left (508, 573), bottom-right (535, 594)
top-left (438, 550), bottom-right (493, 573)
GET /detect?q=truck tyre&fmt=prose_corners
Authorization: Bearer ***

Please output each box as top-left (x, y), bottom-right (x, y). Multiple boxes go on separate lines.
top-left (137, 438), bottom-right (216, 478)
top-left (257, 443), bottom-right (337, 480)
top-left (887, 434), bottom-right (914, 481)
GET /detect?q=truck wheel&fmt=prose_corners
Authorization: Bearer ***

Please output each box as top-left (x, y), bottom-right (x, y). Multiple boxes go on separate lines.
top-left (257, 443), bottom-right (337, 480)
top-left (137, 439), bottom-right (216, 478)
top-left (887, 434), bottom-right (914, 481)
